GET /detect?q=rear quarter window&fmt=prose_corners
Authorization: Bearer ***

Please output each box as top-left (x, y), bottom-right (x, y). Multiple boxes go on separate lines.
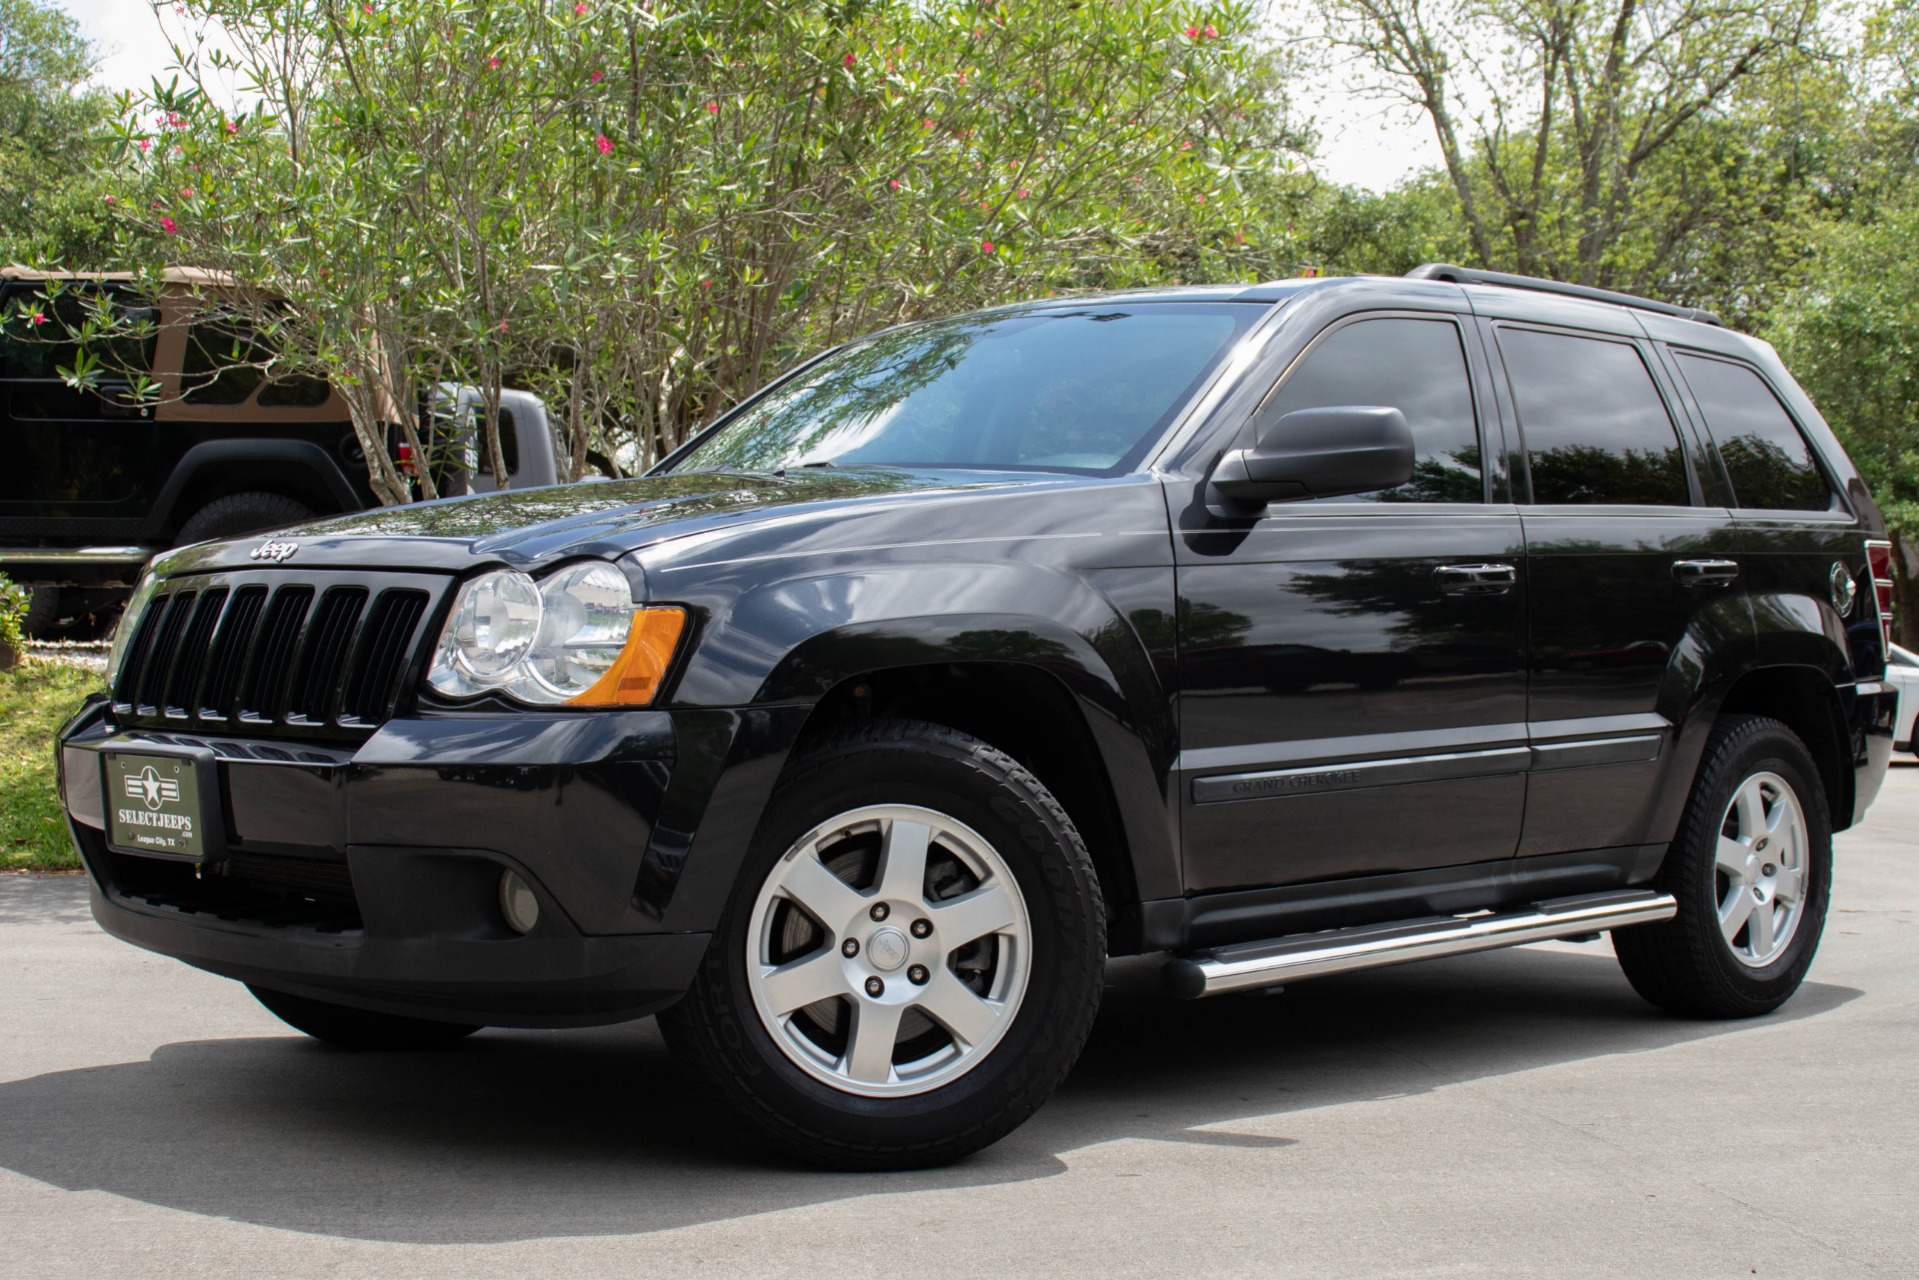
top-left (1673, 352), bottom-right (1836, 513)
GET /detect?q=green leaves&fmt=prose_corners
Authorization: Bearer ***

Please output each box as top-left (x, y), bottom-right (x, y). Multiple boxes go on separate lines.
top-left (82, 0), bottom-right (1289, 488)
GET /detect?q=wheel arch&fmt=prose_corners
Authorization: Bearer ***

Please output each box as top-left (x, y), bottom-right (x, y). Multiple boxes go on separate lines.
top-left (1712, 665), bottom-right (1853, 831)
top-left (144, 440), bottom-right (365, 541)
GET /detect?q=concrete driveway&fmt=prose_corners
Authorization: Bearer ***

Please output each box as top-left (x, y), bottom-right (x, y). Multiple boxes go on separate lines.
top-left (3, 770), bottom-right (1915, 1277)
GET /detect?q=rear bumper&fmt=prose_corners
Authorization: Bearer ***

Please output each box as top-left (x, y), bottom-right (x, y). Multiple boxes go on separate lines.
top-left (55, 697), bottom-right (748, 1027)
top-left (1845, 681), bottom-right (1898, 826)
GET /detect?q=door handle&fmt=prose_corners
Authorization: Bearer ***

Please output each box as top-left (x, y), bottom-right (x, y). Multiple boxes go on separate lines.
top-left (1434, 563), bottom-right (1516, 596)
top-left (1673, 559), bottom-right (1740, 587)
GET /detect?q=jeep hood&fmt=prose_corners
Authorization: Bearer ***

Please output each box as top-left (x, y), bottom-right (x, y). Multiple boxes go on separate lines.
top-left (152, 469), bottom-right (1032, 577)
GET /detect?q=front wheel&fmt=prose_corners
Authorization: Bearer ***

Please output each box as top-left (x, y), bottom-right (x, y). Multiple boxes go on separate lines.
top-left (1614, 714), bottom-right (1832, 1018)
top-left (660, 720), bottom-right (1106, 1170)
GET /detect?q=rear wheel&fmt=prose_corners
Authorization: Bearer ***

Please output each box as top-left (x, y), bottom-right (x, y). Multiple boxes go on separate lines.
top-left (175, 492), bottom-right (316, 546)
top-left (660, 719), bottom-right (1105, 1170)
top-left (1614, 714), bottom-right (1832, 1018)
top-left (19, 586), bottom-right (63, 639)
top-left (248, 985), bottom-right (480, 1050)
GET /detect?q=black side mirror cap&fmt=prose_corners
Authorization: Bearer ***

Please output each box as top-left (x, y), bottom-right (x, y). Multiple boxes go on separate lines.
top-left (1208, 405), bottom-right (1415, 512)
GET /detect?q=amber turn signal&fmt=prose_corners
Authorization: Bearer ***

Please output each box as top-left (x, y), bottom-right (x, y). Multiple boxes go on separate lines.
top-left (568, 606), bottom-right (687, 706)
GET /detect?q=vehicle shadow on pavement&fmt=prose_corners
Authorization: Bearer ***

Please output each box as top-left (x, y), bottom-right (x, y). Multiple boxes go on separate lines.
top-left (0, 945), bottom-right (1858, 1245)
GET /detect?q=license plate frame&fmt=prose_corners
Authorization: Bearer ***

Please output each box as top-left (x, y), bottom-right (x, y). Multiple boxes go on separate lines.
top-left (101, 746), bottom-right (226, 862)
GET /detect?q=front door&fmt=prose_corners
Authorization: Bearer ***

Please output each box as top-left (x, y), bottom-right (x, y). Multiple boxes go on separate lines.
top-left (1175, 311), bottom-right (1530, 892)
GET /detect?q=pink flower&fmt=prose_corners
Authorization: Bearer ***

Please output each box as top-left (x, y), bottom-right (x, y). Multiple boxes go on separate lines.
top-left (921, 117), bottom-right (933, 129)
top-left (225, 120), bottom-right (239, 135)
top-left (1204, 23), bottom-right (1218, 37)
top-left (1184, 24), bottom-right (1198, 37)
top-left (888, 178), bottom-right (901, 190)
top-left (497, 319), bottom-right (509, 331)
top-left (102, 194), bottom-right (114, 204)
top-left (27, 312), bottom-right (45, 327)
top-left (1195, 193), bottom-right (1207, 203)
top-left (700, 278), bottom-right (712, 289)
top-left (1234, 230), bottom-right (1246, 244)
top-left (574, 1), bottom-right (586, 11)
top-left (705, 100), bottom-right (719, 114)
top-left (180, 186), bottom-right (195, 197)
top-left (595, 133), bottom-right (613, 154)
top-left (844, 52), bottom-right (856, 66)
top-left (1016, 188), bottom-right (1028, 198)
top-left (160, 216), bottom-right (178, 235)
top-left (137, 138), bottom-right (152, 154)
top-left (589, 70), bottom-right (603, 83)
top-left (1180, 140), bottom-right (1193, 150)
top-left (980, 239), bottom-right (995, 253)
top-left (487, 56), bottom-right (500, 68)
top-left (958, 71), bottom-right (968, 84)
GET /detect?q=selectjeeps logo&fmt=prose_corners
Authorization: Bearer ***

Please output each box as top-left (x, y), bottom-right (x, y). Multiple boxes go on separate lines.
top-left (124, 766), bottom-right (179, 811)
top-left (250, 539), bottom-right (299, 562)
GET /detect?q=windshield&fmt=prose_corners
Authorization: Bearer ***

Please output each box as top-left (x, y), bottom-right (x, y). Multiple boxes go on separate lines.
top-left (670, 303), bottom-right (1255, 476)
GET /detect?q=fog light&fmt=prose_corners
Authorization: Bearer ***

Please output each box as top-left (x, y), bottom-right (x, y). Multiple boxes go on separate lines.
top-left (499, 870), bottom-right (539, 934)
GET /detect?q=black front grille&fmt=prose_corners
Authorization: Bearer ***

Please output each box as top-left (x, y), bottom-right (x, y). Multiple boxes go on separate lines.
top-left (112, 569), bottom-right (446, 740)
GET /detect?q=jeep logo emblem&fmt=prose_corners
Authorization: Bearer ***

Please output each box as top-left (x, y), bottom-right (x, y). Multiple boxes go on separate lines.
top-left (250, 539), bottom-right (299, 563)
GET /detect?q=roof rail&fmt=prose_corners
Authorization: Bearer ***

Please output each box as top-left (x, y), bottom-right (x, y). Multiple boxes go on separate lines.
top-left (1405, 263), bottom-right (1723, 328)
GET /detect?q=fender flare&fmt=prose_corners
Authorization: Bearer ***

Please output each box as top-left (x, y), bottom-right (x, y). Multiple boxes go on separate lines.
top-left (655, 566), bottom-right (1182, 931)
top-left (144, 440), bottom-right (363, 539)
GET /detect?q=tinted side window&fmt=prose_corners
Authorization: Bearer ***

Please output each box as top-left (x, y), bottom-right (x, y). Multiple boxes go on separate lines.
top-left (1499, 328), bottom-right (1689, 506)
top-left (1674, 353), bottom-right (1833, 512)
top-left (1258, 316), bottom-right (1482, 502)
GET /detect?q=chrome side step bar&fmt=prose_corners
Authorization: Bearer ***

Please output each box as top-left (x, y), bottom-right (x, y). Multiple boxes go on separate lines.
top-left (1162, 889), bottom-right (1677, 999)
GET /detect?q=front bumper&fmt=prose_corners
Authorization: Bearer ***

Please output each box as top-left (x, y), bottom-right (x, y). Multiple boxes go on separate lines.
top-left (55, 697), bottom-right (766, 1027)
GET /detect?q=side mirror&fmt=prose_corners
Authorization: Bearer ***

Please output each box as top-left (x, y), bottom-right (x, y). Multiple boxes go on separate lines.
top-left (1208, 405), bottom-right (1415, 510)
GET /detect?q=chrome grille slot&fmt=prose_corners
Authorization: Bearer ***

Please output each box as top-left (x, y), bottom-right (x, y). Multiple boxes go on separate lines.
top-left (340, 590), bottom-right (430, 726)
top-left (164, 588), bottom-right (228, 717)
top-left (133, 591), bottom-right (198, 715)
top-left (198, 585), bottom-right (266, 719)
top-left (110, 599), bottom-right (166, 710)
top-left (108, 568), bottom-right (449, 741)
top-left (237, 586), bottom-right (314, 723)
top-left (286, 587), bottom-right (368, 724)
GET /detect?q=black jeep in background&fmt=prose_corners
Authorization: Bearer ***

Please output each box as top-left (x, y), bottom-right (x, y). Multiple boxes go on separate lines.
top-left (57, 265), bottom-right (1896, 1170)
top-left (0, 267), bottom-right (555, 635)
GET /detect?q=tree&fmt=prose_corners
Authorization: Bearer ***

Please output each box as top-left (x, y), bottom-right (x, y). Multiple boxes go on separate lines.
top-left (1312, 0), bottom-right (1830, 314)
top-left (0, 0), bottom-right (118, 267)
top-left (75, 0), bottom-right (1302, 499)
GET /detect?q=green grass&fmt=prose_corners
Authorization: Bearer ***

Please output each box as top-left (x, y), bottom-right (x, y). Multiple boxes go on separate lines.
top-left (1, 660), bottom-right (103, 872)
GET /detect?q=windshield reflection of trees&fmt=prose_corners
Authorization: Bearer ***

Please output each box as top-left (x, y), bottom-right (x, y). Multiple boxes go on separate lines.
top-left (681, 324), bottom-right (978, 473)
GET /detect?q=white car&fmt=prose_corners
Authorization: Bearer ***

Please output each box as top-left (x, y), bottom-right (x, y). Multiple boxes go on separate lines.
top-left (1888, 644), bottom-right (1919, 756)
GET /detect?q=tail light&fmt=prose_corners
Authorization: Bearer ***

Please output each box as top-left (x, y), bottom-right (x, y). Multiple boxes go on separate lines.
top-left (1866, 539), bottom-right (1895, 656)
top-left (397, 440), bottom-right (418, 476)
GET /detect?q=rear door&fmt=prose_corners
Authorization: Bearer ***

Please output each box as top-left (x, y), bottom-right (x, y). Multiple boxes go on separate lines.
top-left (1174, 309), bottom-right (1530, 891)
top-left (1492, 322), bottom-right (1747, 857)
top-left (1661, 348), bottom-right (1867, 670)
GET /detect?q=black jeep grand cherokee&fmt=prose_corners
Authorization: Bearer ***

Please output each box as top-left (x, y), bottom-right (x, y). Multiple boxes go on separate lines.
top-left (57, 266), bottom-right (1896, 1169)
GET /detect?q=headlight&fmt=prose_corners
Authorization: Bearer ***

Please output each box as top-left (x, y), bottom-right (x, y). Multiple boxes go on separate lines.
top-left (426, 562), bottom-right (686, 707)
top-left (105, 571), bottom-right (160, 692)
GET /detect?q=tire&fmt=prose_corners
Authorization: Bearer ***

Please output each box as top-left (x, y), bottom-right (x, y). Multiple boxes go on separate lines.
top-left (659, 719), bottom-right (1106, 1170)
top-left (19, 586), bottom-right (63, 639)
top-left (175, 492), bottom-right (316, 546)
top-left (1614, 714), bottom-right (1832, 1018)
top-left (248, 984), bottom-right (481, 1050)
